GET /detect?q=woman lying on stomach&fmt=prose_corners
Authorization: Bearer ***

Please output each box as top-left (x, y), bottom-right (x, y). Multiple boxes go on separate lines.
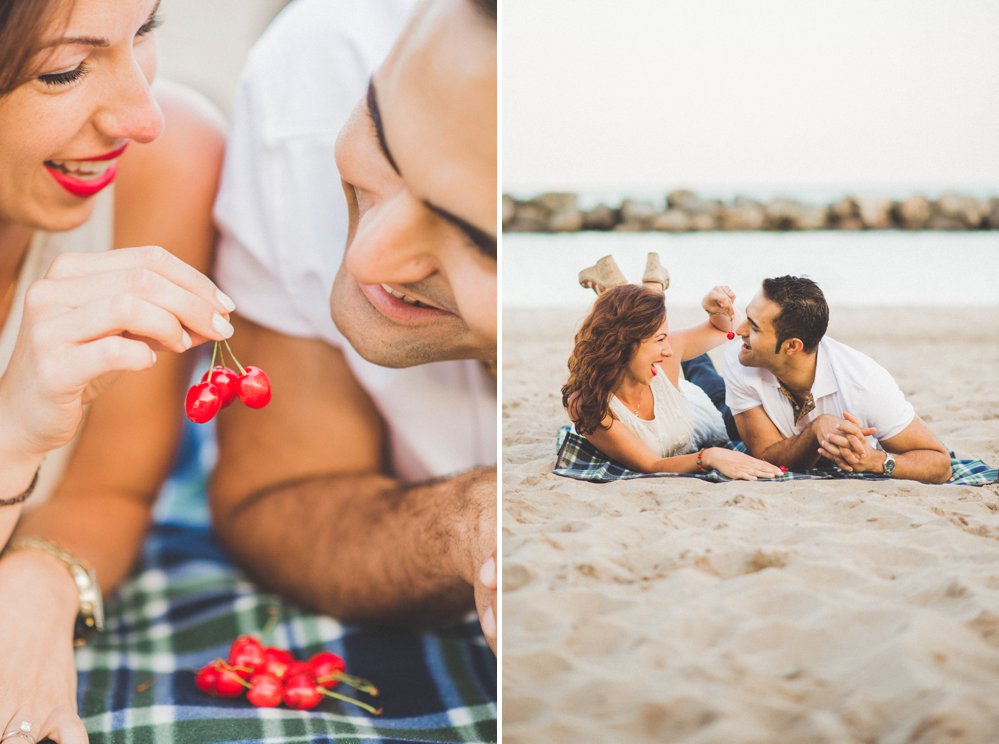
top-left (563, 282), bottom-right (783, 481)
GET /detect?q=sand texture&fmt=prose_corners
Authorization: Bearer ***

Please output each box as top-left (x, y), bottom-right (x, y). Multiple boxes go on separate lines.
top-left (503, 306), bottom-right (999, 744)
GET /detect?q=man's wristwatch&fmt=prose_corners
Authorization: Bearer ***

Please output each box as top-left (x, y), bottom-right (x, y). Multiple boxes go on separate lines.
top-left (882, 451), bottom-right (897, 478)
top-left (6, 537), bottom-right (105, 646)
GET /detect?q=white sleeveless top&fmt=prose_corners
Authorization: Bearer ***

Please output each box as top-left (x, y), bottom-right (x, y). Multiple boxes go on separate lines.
top-left (0, 190), bottom-right (114, 505)
top-left (609, 366), bottom-right (698, 457)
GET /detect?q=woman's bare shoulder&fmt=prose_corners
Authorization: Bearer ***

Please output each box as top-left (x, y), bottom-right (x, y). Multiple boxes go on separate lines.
top-left (115, 81), bottom-right (225, 212)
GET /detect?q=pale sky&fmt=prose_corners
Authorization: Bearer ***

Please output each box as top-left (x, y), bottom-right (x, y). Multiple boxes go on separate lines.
top-left (503, 0), bottom-right (999, 194)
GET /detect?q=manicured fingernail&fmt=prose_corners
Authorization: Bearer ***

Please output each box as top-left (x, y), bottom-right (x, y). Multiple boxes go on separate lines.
top-left (181, 330), bottom-right (192, 349)
top-left (150, 350), bottom-right (157, 364)
top-left (479, 556), bottom-right (496, 587)
top-left (212, 313), bottom-right (234, 338)
top-left (481, 606), bottom-right (496, 637)
top-left (217, 290), bottom-right (236, 312)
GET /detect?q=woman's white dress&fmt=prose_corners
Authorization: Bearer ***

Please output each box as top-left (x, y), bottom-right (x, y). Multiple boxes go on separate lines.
top-left (608, 364), bottom-right (727, 458)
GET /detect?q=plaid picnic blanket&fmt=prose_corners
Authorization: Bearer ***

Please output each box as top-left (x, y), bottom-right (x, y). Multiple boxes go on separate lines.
top-left (553, 426), bottom-right (999, 486)
top-left (74, 423), bottom-right (497, 744)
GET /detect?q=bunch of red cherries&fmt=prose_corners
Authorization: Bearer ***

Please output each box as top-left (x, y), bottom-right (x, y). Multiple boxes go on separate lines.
top-left (195, 635), bottom-right (381, 714)
top-left (185, 339), bottom-right (272, 424)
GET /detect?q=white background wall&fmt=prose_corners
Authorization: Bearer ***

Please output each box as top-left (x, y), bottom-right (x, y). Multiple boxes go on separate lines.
top-left (156, 0), bottom-right (289, 115)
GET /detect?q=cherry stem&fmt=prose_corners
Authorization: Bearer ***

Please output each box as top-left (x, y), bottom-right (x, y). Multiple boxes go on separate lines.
top-left (215, 659), bottom-right (252, 689)
top-left (261, 606), bottom-right (280, 641)
top-left (222, 338), bottom-right (247, 375)
top-left (210, 340), bottom-right (219, 371)
top-left (318, 671), bottom-right (379, 696)
top-left (318, 687), bottom-right (383, 715)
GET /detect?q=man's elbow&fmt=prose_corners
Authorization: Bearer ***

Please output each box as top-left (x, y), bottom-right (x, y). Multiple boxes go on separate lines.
top-left (926, 451), bottom-right (952, 484)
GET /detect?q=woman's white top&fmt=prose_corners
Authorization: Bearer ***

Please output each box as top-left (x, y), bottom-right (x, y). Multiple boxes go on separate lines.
top-left (609, 366), bottom-right (699, 458)
top-left (0, 190), bottom-right (113, 505)
top-left (679, 379), bottom-right (729, 450)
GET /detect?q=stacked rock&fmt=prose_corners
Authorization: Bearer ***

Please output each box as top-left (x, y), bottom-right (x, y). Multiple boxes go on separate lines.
top-left (502, 191), bottom-right (999, 233)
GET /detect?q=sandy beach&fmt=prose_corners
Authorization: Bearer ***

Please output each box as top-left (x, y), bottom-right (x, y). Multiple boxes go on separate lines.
top-left (502, 305), bottom-right (999, 744)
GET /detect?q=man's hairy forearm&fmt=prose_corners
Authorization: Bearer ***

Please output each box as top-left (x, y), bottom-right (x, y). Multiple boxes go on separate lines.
top-left (758, 426), bottom-right (822, 471)
top-left (894, 449), bottom-right (952, 484)
top-left (212, 468), bottom-right (494, 626)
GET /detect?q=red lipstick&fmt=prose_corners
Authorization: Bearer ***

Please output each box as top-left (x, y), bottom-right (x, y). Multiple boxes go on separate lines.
top-left (44, 144), bottom-right (128, 198)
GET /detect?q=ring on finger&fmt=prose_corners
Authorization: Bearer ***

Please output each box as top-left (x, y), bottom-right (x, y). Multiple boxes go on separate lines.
top-left (1, 721), bottom-right (35, 744)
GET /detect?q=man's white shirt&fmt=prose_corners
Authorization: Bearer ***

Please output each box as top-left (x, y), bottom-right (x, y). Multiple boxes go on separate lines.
top-left (214, 0), bottom-right (496, 482)
top-left (721, 336), bottom-right (915, 448)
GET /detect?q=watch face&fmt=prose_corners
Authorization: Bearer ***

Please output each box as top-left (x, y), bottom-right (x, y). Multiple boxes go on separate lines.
top-left (884, 453), bottom-right (896, 475)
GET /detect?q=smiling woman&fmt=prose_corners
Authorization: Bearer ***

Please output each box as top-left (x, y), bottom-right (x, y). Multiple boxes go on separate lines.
top-left (0, 0), bottom-right (233, 740)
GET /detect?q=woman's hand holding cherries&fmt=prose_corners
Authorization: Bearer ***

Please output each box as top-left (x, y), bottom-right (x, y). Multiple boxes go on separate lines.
top-left (702, 285), bottom-right (737, 337)
top-left (0, 245), bottom-right (234, 460)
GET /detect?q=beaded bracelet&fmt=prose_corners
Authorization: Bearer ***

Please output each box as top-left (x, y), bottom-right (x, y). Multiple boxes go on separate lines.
top-left (0, 467), bottom-right (40, 507)
top-left (695, 448), bottom-right (706, 473)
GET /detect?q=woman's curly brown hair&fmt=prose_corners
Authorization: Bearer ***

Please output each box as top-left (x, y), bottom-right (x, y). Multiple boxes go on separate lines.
top-left (562, 284), bottom-right (666, 435)
top-left (0, 0), bottom-right (71, 95)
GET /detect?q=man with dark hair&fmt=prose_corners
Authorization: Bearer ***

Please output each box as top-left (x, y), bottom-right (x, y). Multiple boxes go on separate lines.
top-left (212, 0), bottom-right (497, 653)
top-left (721, 276), bottom-right (952, 483)
top-left (759, 276), bottom-right (829, 353)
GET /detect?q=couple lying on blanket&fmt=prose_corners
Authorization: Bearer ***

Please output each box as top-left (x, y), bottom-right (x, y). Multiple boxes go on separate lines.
top-left (563, 254), bottom-right (953, 484)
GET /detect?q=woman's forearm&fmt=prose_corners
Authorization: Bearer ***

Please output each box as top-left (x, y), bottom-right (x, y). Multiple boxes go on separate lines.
top-left (0, 435), bottom-right (44, 549)
top-left (646, 451), bottom-right (702, 474)
top-left (12, 489), bottom-right (154, 594)
top-left (675, 320), bottom-right (730, 362)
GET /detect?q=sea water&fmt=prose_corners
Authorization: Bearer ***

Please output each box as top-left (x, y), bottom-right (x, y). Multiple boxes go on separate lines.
top-left (503, 231), bottom-right (999, 309)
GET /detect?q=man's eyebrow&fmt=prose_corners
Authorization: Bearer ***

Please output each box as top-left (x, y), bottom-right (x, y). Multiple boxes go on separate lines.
top-left (424, 200), bottom-right (497, 259)
top-left (366, 79), bottom-right (401, 175)
top-left (40, 0), bottom-right (161, 49)
top-left (365, 78), bottom-right (494, 259)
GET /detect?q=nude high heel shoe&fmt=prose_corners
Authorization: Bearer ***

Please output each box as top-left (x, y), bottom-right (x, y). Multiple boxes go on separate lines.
top-left (641, 252), bottom-right (670, 294)
top-left (578, 255), bottom-right (628, 295)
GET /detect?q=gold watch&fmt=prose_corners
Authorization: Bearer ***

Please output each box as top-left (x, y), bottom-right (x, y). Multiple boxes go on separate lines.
top-left (6, 537), bottom-right (105, 646)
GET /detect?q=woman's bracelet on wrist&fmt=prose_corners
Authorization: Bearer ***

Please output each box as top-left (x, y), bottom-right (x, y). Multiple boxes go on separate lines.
top-left (696, 448), bottom-right (707, 473)
top-left (0, 466), bottom-right (40, 507)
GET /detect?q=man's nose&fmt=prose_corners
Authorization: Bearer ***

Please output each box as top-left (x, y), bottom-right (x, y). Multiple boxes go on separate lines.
top-left (735, 319), bottom-right (749, 337)
top-left (345, 192), bottom-right (437, 285)
top-left (92, 58), bottom-right (164, 144)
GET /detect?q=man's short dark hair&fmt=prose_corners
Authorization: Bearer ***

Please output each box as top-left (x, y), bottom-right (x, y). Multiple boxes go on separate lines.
top-left (469, 0), bottom-right (496, 22)
top-left (761, 276), bottom-right (829, 353)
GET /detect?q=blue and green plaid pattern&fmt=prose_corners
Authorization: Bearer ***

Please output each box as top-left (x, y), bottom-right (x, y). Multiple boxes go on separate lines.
top-left (74, 424), bottom-right (496, 744)
top-left (553, 426), bottom-right (998, 486)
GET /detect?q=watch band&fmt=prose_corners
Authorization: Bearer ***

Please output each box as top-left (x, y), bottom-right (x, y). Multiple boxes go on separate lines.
top-left (5, 537), bottom-right (105, 645)
top-left (882, 451), bottom-right (897, 477)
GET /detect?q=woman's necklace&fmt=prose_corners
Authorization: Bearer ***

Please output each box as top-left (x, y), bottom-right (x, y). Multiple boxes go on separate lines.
top-left (622, 385), bottom-right (647, 416)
